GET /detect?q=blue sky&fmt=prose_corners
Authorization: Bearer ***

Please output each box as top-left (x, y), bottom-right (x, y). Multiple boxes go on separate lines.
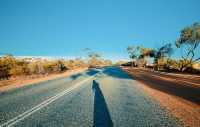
top-left (0, 0), bottom-right (200, 61)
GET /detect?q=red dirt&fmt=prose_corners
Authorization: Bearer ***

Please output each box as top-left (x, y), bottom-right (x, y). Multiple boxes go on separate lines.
top-left (123, 67), bottom-right (200, 127)
top-left (0, 68), bottom-right (88, 92)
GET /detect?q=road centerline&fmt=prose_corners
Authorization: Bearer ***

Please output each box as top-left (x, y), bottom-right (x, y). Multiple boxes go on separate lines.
top-left (0, 72), bottom-right (99, 127)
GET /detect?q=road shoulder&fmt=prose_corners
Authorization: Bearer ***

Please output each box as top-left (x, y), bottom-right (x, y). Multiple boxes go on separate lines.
top-left (122, 67), bottom-right (200, 127)
top-left (0, 68), bottom-right (88, 92)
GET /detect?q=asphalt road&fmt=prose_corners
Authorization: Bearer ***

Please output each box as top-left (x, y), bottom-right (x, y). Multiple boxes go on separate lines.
top-left (0, 67), bottom-right (182, 127)
top-left (124, 68), bottom-right (200, 105)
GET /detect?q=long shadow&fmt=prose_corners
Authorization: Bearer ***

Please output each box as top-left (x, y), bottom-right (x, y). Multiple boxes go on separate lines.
top-left (86, 69), bottom-right (100, 76)
top-left (70, 69), bottom-right (100, 80)
top-left (70, 73), bottom-right (82, 80)
top-left (102, 66), bottom-right (132, 79)
top-left (92, 80), bottom-right (113, 127)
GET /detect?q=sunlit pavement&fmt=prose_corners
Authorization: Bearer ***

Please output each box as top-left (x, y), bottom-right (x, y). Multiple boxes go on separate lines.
top-left (0, 67), bottom-right (182, 127)
top-left (123, 67), bottom-right (200, 104)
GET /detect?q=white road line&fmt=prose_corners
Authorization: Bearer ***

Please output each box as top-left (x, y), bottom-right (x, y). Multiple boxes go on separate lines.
top-left (0, 73), bottom-right (98, 127)
top-left (151, 74), bottom-right (200, 87)
top-left (152, 70), bottom-right (200, 78)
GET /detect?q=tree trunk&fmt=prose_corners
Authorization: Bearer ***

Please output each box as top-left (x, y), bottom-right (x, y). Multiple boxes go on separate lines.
top-left (180, 66), bottom-right (184, 72)
top-left (131, 60), bottom-right (134, 68)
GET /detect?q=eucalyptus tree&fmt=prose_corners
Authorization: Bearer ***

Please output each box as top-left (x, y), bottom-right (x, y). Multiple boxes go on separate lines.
top-left (153, 43), bottom-right (173, 70)
top-left (138, 46), bottom-right (156, 67)
top-left (127, 46), bottom-right (140, 67)
top-left (83, 48), bottom-right (102, 67)
top-left (175, 22), bottom-right (200, 71)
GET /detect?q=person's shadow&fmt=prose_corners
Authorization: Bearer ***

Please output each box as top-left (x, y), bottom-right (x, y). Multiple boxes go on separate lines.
top-left (92, 80), bottom-right (113, 127)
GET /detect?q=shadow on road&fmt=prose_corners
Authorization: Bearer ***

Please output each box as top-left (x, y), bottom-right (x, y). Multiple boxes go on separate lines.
top-left (126, 69), bottom-right (200, 104)
top-left (86, 69), bottom-right (100, 76)
top-left (92, 80), bottom-right (113, 127)
top-left (70, 73), bottom-right (82, 80)
top-left (102, 67), bottom-right (132, 79)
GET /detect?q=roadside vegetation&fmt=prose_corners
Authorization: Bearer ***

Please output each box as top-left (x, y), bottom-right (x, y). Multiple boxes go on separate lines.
top-left (125, 22), bottom-right (200, 74)
top-left (0, 52), bottom-right (112, 80)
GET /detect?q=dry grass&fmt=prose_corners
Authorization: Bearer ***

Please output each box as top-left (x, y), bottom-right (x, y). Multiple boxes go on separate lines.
top-left (0, 68), bottom-right (88, 92)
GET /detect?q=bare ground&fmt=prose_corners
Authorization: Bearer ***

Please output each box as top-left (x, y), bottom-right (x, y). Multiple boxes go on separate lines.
top-left (122, 67), bottom-right (200, 127)
top-left (0, 68), bottom-right (88, 92)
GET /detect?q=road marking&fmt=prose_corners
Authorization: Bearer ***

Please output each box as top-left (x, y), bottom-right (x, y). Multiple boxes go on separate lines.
top-left (0, 73), bottom-right (98, 127)
top-left (150, 70), bottom-right (200, 78)
top-left (151, 74), bottom-right (200, 88)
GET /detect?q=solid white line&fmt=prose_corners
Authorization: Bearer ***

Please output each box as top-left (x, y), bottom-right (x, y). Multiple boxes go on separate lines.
top-left (151, 74), bottom-right (200, 87)
top-left (0, 74), bottom-right (98, 127)
top-left (153, 70), bottom-right (200, 78)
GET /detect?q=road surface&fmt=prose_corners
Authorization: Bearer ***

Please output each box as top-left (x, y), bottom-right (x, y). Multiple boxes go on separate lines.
top-left (0, 67), bottom-right (181, 127)
top-left (123, 68), bottom-right (200, 104)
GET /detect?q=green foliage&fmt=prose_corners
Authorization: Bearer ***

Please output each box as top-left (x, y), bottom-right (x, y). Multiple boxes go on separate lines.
top-left (83, 48), bottom-right (111, 67)
top-left (127, 45), bottom-right (140, 67)
top-left (154, 43), bottom-right (173, 70)
top-left (88, 57), bottom-right (102, 67)
top-left (139, 46), bottom-right (155, 59)
top-left (125, 22), bottom-right (200, 73)
top-left (127, 43), bottom-right (172, 69)
top-left (0, 55), bottom-right (89, 80)
top-left (176, 23), bottom-right (200, 47)
top-left (65, 59), bottom-right (87, 69)
top-left (175, 22), bottom-right (200, 71)
top-left (0, 55), bottom-right (17, 78)
top-left (127, 46), bottom-right (139, 59)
